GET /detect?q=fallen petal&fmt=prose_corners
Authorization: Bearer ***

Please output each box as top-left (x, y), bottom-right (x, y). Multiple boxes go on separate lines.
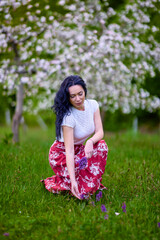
top-left (115, 212), bottom-right (120, 215)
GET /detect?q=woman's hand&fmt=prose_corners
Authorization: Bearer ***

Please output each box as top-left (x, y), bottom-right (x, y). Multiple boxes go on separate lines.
top-left (84, 139), bottom-right (94, 159)
top-left (71, 180), bottom-right (80, 199)
top-left (63, 126), bottom-right (80, 199)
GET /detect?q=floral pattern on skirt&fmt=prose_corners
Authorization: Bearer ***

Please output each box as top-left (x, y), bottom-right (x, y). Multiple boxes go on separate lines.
top-left (43, 140), bottom-right (108, 197)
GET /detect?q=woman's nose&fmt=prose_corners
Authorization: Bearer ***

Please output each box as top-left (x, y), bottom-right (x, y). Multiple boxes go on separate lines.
top-left (76, 95), bottom-right (80, 101)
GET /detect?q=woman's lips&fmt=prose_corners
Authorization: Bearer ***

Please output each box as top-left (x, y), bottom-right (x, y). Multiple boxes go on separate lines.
top-left (76, 102), bottom-right (82, 105)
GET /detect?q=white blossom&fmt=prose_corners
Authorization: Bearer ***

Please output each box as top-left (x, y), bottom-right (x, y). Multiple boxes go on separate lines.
top-left (21, 76), bottom-right (29, 84)
top-left (0, 0), bottom-right (159, 114)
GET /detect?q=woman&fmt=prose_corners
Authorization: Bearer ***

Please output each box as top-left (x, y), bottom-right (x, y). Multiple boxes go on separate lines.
top-left (43, 75), bottom-right (108, 199)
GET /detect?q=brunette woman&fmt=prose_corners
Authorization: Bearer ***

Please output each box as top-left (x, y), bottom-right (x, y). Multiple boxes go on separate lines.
top-left (43, 75), bottom-right (108, 199)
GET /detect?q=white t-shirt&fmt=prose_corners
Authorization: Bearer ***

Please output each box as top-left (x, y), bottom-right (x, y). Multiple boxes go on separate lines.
top-left (58, 99), bottom-right (99, 145)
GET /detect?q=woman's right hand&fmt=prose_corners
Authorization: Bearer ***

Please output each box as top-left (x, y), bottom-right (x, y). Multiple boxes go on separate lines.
top-left (84, 139), bottom-right (94, 159)
top-left (71, 180), bottom-right (80, 199)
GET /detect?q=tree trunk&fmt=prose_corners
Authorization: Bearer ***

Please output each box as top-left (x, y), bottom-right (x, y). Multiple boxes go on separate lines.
top-left (12, 82), bottom-right (23, 143)
top-left (132, 116), bottom-right (138, 133)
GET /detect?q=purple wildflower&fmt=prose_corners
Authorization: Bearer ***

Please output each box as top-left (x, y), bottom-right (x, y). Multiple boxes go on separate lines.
top-left (80, 194), bottom-right (85, 200)
top-left (96, 191), bottom-right (103, 201)
top-left (3, 233), bottom-right (9, 236)
top-left (98, 191), bottom-right (102, 198)
top-left (104, 214), bottom-right (109, 220)
top-left (122, 202), bottom-right (126, 213)
top-left (91, 201), bottom-right (95, 206)
top-left (101, 204), bottom-right (107, 212)
top-left (158, 222), bottom-right (160, 228)
top-left (78, 157), bottom-right (87, 170)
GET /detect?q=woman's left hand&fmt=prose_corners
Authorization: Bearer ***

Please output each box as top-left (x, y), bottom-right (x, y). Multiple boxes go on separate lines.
top-left (84, 139), bottom-right (93, 159)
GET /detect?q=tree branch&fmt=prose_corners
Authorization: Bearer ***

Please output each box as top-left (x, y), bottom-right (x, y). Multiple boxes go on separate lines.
top-left (1, 24), bottom-right (47, 45)
top-left (19, 27), bottom-right (47, 43)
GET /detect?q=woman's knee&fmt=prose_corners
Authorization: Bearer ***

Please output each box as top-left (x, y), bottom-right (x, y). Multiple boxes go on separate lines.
top-left (96, 140), bottom-right (108, 155)
top-left (97, 139), bottom-right (108, 148)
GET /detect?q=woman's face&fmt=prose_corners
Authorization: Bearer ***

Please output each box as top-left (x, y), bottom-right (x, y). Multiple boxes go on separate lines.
top-left (68, 85), bottom-right (85, 110)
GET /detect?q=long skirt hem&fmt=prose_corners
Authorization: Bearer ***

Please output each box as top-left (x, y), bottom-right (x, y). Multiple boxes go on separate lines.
top-left (42, 140), bottom-right (108, 198)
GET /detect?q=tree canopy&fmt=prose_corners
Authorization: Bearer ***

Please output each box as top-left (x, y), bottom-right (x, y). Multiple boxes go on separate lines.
top-left (0, 0), bottom-right (160, 114)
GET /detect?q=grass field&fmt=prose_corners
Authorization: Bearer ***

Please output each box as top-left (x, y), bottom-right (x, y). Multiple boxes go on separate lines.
top-left (0, 126), bottom-right (160, 240)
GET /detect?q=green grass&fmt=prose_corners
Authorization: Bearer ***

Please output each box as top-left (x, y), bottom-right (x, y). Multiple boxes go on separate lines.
top-left (0, 127), bottom-right (160, 240)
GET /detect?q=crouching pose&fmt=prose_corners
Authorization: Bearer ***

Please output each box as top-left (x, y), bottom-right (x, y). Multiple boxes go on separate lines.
top-left (43, 75), bottom-right (108, 199)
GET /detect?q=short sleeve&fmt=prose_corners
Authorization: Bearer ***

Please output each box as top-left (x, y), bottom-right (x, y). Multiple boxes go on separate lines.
top-left (61, 114), bottom-right (75, 128)
top-left (90, 99), bottom-right (99, 113)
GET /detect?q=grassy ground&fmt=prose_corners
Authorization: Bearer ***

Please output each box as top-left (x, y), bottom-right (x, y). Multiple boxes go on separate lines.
top-left (0, 126), bottom-right (160, 240)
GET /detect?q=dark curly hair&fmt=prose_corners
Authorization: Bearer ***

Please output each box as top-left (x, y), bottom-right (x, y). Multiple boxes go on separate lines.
top-left (52, 75), bottom-right (87, 140)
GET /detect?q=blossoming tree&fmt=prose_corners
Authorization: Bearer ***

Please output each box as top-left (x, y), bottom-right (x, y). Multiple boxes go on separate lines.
top-left (0, 0), bottom-right (68, 142)
top-left (0, 0), bottom-right (160, 142)
top-left (53, 0), bottom-right (160, 113)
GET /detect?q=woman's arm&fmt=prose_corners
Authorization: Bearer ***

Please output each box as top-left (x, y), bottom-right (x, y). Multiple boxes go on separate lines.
top-left (62, 126), bottom-right (80, 199)
top-left (85, 108), bottom-right (104, 158)
top-left (90, 107), bottom-right (104, 143)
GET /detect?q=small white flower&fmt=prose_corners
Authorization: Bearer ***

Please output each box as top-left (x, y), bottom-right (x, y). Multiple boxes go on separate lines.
top-left (45, 5), bottom-right (50, 10)
top-left (21, 77), bottom-right (29, 84)
top-left (49, 16), bottom-right (54, 21)
top-left (40, 16), bottom-right (46, 23)
top-left (36, 46), bottom-right (42, 52)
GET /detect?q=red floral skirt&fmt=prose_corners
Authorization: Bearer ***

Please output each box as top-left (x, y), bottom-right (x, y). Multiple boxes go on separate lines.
top-left (43, 140), bottom-right (108, 198)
